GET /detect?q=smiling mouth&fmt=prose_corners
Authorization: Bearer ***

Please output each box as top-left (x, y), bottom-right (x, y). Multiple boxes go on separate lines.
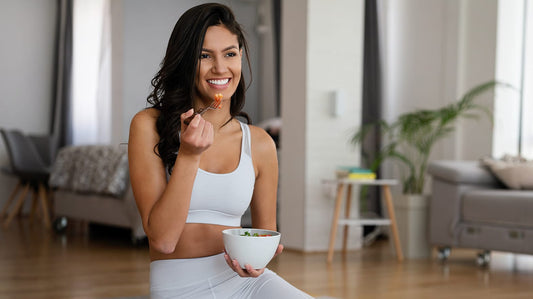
top-left (207, 78), bottom-right (230, 85)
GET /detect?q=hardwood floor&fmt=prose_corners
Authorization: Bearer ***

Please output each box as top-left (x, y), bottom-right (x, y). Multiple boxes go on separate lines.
top-left (1, 218), bottom-right (533, 298)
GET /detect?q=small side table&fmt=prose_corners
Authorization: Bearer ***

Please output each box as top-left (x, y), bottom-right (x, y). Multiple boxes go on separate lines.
top-left (323, 178), bottom-right (404, 263)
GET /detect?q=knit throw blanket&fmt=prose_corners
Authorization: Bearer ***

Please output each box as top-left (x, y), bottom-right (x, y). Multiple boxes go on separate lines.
top-left (49, 145), bottom-right (129, 197)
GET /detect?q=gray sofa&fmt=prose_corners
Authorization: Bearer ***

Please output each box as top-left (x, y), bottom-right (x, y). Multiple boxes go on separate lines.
top-left (50, 145), bottom-right (145, 243)
top-left (53, 183), bottom-right (145, 242)
top-left (427, 160), bottom-right (533, 265)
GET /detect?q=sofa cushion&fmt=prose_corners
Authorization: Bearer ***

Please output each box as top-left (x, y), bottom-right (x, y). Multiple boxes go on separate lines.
top-left (462, 189), bottom-right (533, 227)
top-left (428, 160), bottom-right (499, 185)
top-left (481, 155), bottom-right (533, 190)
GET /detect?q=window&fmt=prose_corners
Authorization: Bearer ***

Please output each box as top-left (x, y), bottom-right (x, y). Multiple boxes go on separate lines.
top-left (71, 0), bottom-right (111, 145)
top-left (493, 0), bottom-right (533, 158)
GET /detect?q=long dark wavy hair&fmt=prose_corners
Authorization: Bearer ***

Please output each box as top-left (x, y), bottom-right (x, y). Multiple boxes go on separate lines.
top-left (147, 3), bottom-right (252, 173)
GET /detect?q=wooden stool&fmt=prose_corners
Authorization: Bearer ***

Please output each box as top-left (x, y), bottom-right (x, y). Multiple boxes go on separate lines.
top-left (324, 178), bottom-right (403, 263)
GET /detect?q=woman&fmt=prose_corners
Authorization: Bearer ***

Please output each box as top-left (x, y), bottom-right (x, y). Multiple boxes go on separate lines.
top-left (128, 3), bottom-right (313, 298)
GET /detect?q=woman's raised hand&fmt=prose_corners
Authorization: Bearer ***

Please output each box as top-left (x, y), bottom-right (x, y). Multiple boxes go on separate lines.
top-left (179, 109), bottom-right (214, 156)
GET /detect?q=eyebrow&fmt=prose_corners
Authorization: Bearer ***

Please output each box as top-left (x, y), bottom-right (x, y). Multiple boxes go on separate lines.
top-left (201, 45), bottom-right (239, 52)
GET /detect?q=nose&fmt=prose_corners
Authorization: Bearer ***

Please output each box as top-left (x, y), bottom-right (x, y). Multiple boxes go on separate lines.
top-left (212, 56), bottom-right (228, 73)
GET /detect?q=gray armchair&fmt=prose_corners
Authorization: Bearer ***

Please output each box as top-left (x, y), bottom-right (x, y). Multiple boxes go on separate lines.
top-left (428, 160), bottom-right (533, 266)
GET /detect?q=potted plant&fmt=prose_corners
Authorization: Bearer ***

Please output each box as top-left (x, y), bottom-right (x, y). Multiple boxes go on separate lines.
top-left (351, 80), bottom-right (511, 258)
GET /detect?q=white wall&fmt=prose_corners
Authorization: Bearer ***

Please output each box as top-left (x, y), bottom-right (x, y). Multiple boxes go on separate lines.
top-left (280, 0), bottom-right (364, 251)
top-left (0, 0), bottom-right (56, 211)
top-left (305, 0), bottom-right (364, 251)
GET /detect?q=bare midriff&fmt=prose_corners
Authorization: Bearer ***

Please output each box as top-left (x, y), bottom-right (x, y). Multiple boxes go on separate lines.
top-left (149, 223), bottom-right (238, 261)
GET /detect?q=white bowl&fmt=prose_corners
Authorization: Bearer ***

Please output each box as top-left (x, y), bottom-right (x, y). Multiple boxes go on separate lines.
top-left (222, 228), bottom-right (281, 269)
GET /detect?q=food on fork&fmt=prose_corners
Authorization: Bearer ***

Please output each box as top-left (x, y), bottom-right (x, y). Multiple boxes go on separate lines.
top-left (184, 93), bottom-right (224, 125)
top-left (213, 93), bottom-right (223, 108)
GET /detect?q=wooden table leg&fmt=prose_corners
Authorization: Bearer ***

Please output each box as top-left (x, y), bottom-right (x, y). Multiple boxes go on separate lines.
top-left (4, 184), bottom-right (30, 228)
top-left (1, 181), bottom-right (21, 218)
top-left (382, 185), bottom-right (404, 261)
top-left (342, 184), bottom-right (353, 254)
top-left (328, 183), bottom-right (345, 263)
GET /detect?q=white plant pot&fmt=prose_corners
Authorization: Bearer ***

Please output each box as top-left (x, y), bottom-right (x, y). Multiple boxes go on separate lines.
top-left (394, 194), bottom-right (431, 259)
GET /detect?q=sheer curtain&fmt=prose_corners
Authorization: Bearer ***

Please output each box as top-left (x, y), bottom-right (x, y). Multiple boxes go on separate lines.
top-left (520, 1), bottom-right (533, 157)
top-left (493, 0), bottom-right (533, 159)
top-left (71, 0), bottom-right (112, 145)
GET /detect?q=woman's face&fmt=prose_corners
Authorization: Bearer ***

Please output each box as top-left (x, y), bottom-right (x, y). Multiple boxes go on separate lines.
top-left (195, 25), bottom-right (242, 106)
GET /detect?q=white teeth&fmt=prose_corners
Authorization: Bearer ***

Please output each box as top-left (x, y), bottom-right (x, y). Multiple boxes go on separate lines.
top-left (207, 79), bottom-right (229, 85)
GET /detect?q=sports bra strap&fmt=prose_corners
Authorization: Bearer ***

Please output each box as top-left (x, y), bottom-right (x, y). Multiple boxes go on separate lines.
top-left (240, 122), bottom-right (252, 157)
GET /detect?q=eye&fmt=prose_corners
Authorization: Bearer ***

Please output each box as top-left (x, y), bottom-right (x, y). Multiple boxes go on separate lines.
top-left (226, 52), bottom-right (238, 57)
top-left (200, 53), bottom-right (210, 59)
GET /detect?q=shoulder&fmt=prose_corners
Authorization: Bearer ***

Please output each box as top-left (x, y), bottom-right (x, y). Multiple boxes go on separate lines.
top-left (130, 108), bottom-right (159, 132)
top-left (247, 124), bottom-right (277, 158)
top-left (129, 108), bottom-right (161, 145)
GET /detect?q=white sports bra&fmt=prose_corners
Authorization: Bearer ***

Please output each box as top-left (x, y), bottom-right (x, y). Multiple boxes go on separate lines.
top-left (185, 121), bottom-right (255, 226)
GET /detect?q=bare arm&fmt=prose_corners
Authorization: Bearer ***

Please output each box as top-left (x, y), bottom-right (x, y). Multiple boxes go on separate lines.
top-left (128, 109), bottom-right (213, 254)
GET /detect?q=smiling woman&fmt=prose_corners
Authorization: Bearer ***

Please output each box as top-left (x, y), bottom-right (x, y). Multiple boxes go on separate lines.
top-left (127, 3), bottom-right (312, 299)
top-left (195, 25), bottom-right (242, 114)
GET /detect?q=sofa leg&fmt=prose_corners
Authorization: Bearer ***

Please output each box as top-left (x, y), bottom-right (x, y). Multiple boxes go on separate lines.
top-left (437, 247), bottom-right (451, 262)
top-left (1, 181), bottom-right (22, 218)
top-left (476, 250), bottom-right (491, 267)
top-left (53, 216), bottom-right (68, 233)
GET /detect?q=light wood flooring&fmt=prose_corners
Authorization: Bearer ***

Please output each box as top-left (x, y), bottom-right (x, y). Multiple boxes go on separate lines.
top-left (1, 217), bottom-right (533, 299)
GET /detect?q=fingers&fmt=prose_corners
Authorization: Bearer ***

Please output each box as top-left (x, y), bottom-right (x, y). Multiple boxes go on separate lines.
top-left (244, 265), bottom-right (265, 277)
top-left (224, 254), bottom-right (264, 278)
top-left (224, 253), bottom-right (235, 269)
top-left (181, 109), bottom-right (195, 126)
top-left (178, 112), bottom-right (213, 155)
top-left (201, 119), bottom-right (214, 140)
top-left (186, 113), bottom-right (202, 128)
top-left (274, 244), bottom-right (284, 257)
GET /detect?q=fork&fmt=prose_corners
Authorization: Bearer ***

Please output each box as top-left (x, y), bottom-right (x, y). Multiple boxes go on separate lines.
top-left (183, 98), bottom-right (222, 125)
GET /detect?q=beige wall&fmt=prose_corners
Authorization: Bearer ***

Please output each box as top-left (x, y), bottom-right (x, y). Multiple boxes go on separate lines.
top-left (278, 0), bottom-right (307, 249)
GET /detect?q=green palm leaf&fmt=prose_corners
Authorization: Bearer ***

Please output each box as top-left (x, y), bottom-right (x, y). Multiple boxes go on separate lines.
top-left (351, 80), bottom-right (513, 194)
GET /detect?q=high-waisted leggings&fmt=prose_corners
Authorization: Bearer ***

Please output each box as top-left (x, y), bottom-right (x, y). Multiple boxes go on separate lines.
top-left (150, 253), bottom-right (314, 299)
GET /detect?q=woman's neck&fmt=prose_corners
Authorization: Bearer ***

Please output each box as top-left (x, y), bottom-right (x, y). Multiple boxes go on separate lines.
top-left (202, 109), bottom-right (234, 132)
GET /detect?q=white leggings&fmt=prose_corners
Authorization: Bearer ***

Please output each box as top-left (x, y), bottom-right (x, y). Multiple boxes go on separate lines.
top-left (150, 253), bottom-right (314, 299)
